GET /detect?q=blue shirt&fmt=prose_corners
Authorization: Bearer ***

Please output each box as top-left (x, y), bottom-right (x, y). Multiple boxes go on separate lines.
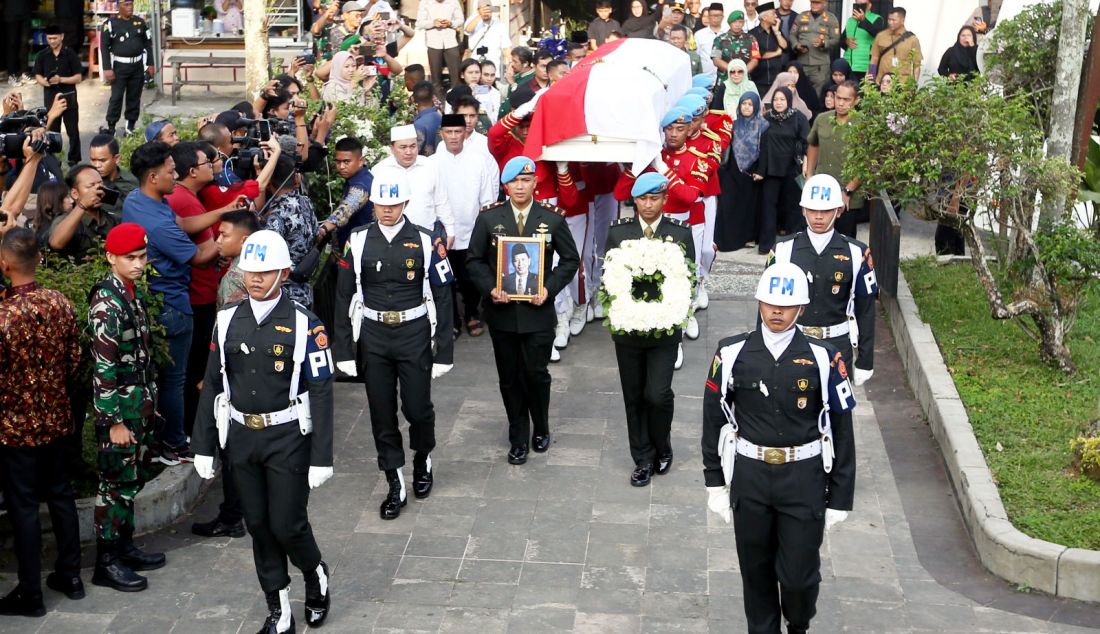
top-left (413, 108), bottom-right (442, 155)
top-left (122, 189), bottom-right (197, 314)
top-left (215, 164), bottom-right (243, 187)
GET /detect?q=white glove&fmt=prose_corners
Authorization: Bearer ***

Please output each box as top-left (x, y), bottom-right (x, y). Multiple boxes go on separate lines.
top-left (194, 455), bottom-right (215, 479)
top-left (853, 368), bottom-right (873, 386)
top-left (706, 486), bottom-right (732, 524)
top-left (556, 161), bottom-right (569, 174)
top-left (431, 363), bottom-right (453, 379)
top-left (825, 509), bottom-right (849, 530)
top-left (336, 360), bottom-right (358, 377)
top-left (513, 93), bottom-right (540, 119)
top-left (651, 155), bottom-right (670, 174)
top-left (308, 466), bottom-right (334, 489)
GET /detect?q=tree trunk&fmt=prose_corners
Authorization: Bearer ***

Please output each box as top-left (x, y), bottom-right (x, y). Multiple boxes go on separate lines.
top-left (1041, 0), bottom-right (1089, 222)
top-left (243, 0), bottom-right (270, 99)
top-left (1073, 7), bottom-right (1100, 170)
top-left (1032, 311), bottom-right (1076, 374)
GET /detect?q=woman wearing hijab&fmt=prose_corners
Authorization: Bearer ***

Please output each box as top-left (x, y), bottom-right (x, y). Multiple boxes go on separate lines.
top-left (820, 58), bottom-right (852, 104)
top-left (716, 92), bottom-right (770, 251)
top-left (938, 26), bottom-right (980, 81)
top-left (762, 72), bottom-right (812, 120)
top-left (722, 58), bottom-right (759, 113)
top-left (754, 86), bottom-right (809, 253)
top-left (321, 51), bottom-right (377, 104)
top-left (784, 61), bottom-right (822, 115)
top-left (621, 0), bottom-right (659, 39)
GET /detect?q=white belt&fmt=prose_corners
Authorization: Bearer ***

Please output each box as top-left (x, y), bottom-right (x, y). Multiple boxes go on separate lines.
top-left (735, 436), bottom-right (822, 465)
top-left (364, 304), bottom-right (427, 325)
top-left (112, 55), bottom-right (143, 64)
top-left (798, 321), bottom-right (849, 340)
top-left (230, 404), bottom-right (297, 430)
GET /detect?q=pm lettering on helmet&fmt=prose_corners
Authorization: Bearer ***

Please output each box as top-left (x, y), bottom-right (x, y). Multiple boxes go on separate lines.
top-left (379, 182), bottom-right (400, 198)
top-left (244, 243), bottom-right (267, 261)
top-left (769, 276), bottom-right (795, 296)
top-left (810, 185), bottom-right (830, 201)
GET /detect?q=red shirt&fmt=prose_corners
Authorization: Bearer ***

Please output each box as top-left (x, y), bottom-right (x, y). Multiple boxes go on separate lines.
top-left (488, 113), bottom-right (580, 207)
top-left (165, 184), bottom-right (219, 306)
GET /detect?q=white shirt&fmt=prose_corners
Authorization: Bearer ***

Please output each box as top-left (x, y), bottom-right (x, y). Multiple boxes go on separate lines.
top-left (249, 295), bottom-right (281, 324)
top-left (416, 0), bottom-right (464, 49)
top-left (694, 26), bottom-right (722, 78)
top-left (378, 217), bottom-right (406, 242)
top-left (427, 142), bottom-right (500, 250)
top-left (641, 215), bottom-right (662, 236)
top-left (465, 130), bottom-right (490, 158)
top-left (467, 17), bottom-right (511, 70)
top-left (744, 12), bottom-right (761, 32)
top-left (373, 155), bottom-right (455, 237)
top-left (808, 228), bottom-right (834, 255)
top-left (474, 86), bottom-right (502, 124)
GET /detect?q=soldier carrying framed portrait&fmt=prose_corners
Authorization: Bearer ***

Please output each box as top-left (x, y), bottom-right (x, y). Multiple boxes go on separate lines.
top-left (495, 236), bottom-right (545, 302)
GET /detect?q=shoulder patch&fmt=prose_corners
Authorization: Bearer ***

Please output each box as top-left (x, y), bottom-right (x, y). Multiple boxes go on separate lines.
top-left (666, 217), bottom-right (689, 228)
top-left (687, 147), bottom-right (709, 159)
top-left (612, 217), bottom-right (635, 226)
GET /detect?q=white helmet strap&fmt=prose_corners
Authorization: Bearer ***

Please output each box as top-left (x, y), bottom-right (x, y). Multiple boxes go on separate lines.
top-left (261, 270), bottom-right (285, 300)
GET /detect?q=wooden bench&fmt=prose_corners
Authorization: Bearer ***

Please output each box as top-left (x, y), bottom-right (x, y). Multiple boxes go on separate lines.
top-left (170, 56), bottom-right (247, 105)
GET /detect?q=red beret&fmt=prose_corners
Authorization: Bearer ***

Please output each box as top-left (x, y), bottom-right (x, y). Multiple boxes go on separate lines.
top-left (105, 223), bottom-right (148, 255)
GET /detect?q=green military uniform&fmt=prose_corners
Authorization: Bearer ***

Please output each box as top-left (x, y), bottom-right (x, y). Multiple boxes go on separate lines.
top-left (711, 31), bottom-right (759, 82)
top-left (103, 168), bottom-right (140, 218)
top-left (89, 273), bottom-right (156, 542)
top-left (791, 9), bottom-right (841, 94)
top-left (47, 210), bottom-right (120, 259)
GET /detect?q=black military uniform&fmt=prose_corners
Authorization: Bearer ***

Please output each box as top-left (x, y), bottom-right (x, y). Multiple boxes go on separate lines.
top-left (100, 11), bottom-right (154, 133)
top-left (702, 328), bottom-right (856, 634)
top-left (769, 232), bottom-right (878, 371)
top-left (193, 293), bottom-right (333, 632)
top-left (332, 219), bottom-right (455, 520)
top-left (465, 200), bottom-right (580, 463)
top-left (606, 216), bottom-right (694, 486)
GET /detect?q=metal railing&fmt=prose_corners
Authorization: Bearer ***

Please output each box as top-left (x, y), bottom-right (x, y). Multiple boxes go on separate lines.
top-left (869, 192), bottom-right (901, 298)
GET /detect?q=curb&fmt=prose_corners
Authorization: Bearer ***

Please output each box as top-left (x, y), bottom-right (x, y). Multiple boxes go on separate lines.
top-left (885, 268), bottom-right (1100, 602)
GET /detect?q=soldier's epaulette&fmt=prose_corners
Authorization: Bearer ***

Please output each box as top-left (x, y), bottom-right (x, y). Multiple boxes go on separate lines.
top-left (701, 128), bottom-right (721, 142)
top-left (666, 217), bottom-right (689, 229)
top-left (709, 109), bottom-right (728, 116)
top-left (537, 202), bottom-right (567, 217)
top-left (480, 202), bottom-right (506, 213)
top-left (612, 217), bottom-right (636, 226)
top-left (687, 146), bottom-right (709, 159)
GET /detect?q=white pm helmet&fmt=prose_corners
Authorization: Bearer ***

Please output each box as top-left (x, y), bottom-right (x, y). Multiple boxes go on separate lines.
top-left (369, 165), bottom-right (412, 205)
top-left (755, 262), bottom-right (810, 306)
top-left (238, 230), bottom-right (293, 272)
top-left (800, 173), bottom-right (845, 211)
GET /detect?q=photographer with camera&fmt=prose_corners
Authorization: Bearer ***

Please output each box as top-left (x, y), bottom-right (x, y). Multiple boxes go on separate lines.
top-left (257, 90), bottom-right (312, 167)
top-left (45, 165), bottom-right (119, 258)
top-left (1, 105), bottom-right (65, 195)
top-left (0, 137), bottom-right (42, 232)
top-left (464, 0), bottom-right (510, 72)
top-left (88, 134), bottom-right (139, 217)
top-left (31, 26), bottom-right (82, 167)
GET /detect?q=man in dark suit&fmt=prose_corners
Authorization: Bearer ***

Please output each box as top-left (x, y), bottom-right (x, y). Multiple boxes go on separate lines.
top-left (605, 173), bottom-right (695, 487)
top-left (501, 243), bottom-right (538, 296)
top-left (467, 156), bottom-right (580, 465)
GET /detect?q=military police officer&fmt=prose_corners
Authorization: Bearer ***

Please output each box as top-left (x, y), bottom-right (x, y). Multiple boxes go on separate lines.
top-left (332, 165), bottom-right (455, 521)
top-left (466, 156), bottom-right (580, 465)
top-left (100, 0), bottom-right (155, 135)
top-left (606, 173), bottom-right (695, 488)
top-left (702, 262), bottom-right (857, 634)
top-left (193, 231), bottom-right (334, 634)
top-left (767, 173), bottom-right (877, 386)
top-left (790, 0), bottom-right (842, 94)
top-left (88, 223), bottom-right (166, 593)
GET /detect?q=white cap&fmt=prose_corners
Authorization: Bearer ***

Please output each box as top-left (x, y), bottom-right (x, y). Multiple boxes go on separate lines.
top-left (342, 1), bottom-right (368, 12)
top-left (800, 173), bottom-right (845, 211)
top-left (755, 262), bottom-right (810, 306)
top-left (390, 124), bottom-right (417, 142)
top-left (238, 230), bottom-right (293, 272)
top-left (370, 165), bottom-right (412, 205)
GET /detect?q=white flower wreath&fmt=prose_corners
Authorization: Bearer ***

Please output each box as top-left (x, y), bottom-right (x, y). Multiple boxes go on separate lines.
top-left (598, 237), bottom-right (696, 337)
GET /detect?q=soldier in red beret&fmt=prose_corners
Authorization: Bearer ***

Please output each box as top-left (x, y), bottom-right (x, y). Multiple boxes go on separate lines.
top-left (87, 222), bottom-right (167, 593)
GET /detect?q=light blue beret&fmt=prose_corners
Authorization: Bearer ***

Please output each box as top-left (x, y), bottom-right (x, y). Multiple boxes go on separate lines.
top-left (501, 156), bottom-right (537, 184)
top-left (631, 172), bottom-right (670, 198)
top-left (660, 106), bottom-right (693, 128)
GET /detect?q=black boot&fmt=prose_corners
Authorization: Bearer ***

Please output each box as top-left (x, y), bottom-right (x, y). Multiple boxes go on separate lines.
top-left (0, 585), bottom-right (45, 617)
top-left (787, 623), bottom-right (809, 634)
top-left (118, 527), bottom-right (166, 571)
top-left (91, 540), bottom-right (147, 592)
top-left (412, 454), bottom-right (433, 499)
top-left (379, 469), bottom-right (407, 520)
top-left (302, 561), bottom-right (330, 627)
top-left (257, 587), bottom-right (295, 634)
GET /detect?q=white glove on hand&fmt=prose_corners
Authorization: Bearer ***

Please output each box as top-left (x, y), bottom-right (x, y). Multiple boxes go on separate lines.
top-left (825, 509), bottom-right (849, 530)
top-left (706, 486), bottom-right (732, 524)
top-left (556, 161), bottom-right (569, 174)
top-left (308, 466), bottom-right (334, 489)
top-left (194, 455), bottom-right (215, 479)
top-left (651, 155), bottom-right (670, 174)
top-left (431, 363), bottom-right (453, 379)
top-left (853, 368), bottom-right (874, 386)
top-left (336, 360), bottom-right (358, 377)
top-left (514, 89), bottom-right (545, 119)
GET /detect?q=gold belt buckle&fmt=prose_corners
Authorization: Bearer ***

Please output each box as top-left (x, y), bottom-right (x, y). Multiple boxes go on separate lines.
top-left (381, 311), bottom-right (401, 325)
top-left (803, 326), bottom-right (823, 339)
top-left (763, 447), bottom-right (787, 465)
top-left (244, 414), bottom-right (266, 430)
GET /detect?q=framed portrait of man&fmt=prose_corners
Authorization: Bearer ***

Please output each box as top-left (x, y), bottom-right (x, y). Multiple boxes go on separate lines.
top-left (496, 236), bottom-right (545, 302)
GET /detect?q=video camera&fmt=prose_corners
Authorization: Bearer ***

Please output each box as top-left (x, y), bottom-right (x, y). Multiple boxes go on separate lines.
top-left (229, 117), bottom-right (299, 180)
top-left (0, 108), bottom-right (63, 158)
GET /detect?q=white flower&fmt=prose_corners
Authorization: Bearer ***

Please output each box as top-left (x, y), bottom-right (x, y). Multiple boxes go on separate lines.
top-left (599, 238), bottom-right (695, 336)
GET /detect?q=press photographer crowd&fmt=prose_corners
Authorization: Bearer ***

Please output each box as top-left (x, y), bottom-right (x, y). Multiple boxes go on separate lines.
top-left (0, 0), bottom-right (1001, 632)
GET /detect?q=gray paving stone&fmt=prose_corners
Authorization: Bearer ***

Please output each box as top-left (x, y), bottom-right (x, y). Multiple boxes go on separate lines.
top-left (573, 612), bottom-right (641, 634)
top-left (439, 606), bottom-right (510, 634)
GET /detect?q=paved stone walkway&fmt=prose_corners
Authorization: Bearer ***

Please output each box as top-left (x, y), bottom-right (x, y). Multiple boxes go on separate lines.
top-left (2, 257), bottom-right (1098, 633)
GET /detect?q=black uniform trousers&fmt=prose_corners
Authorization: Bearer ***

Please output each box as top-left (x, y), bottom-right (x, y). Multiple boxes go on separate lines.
top-left (489, 327), bottom-right (554, 449)
top-left (731, 456), bottom-right (827, 634)
top-left (613, 335), bottom-right (677, 466)
top-left (360, 317), bottom-right (436, 471)
top-left (45, 88), bottom-right (80, 165)
top-left (0, 441), bottom-right (82, 593)
top-left (105, 61), bottom-right (145, 129)
top-left (228, 421), bottom-right (322, 593)
top-left (448, 248), bottom-right (481, 325)
top-left (759, 174), bottom-right (804, 253)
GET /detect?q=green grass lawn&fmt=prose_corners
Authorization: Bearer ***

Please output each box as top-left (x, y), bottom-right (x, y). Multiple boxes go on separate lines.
top-left (902, 258), bottom-right (1100, 550)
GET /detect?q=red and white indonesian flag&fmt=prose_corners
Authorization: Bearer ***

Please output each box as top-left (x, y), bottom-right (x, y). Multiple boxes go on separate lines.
top-left (522, 39), bottom-right (693, 174)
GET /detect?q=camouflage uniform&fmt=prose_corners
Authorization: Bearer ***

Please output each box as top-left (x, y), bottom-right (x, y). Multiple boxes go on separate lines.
top-left (89, 273), bottom-right (157, 542)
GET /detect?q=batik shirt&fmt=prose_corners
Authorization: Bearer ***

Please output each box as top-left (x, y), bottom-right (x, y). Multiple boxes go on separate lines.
top-left (0, 282), bottom-right (81, 447)
top-left (263, 191), bottom-right (321, 307)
